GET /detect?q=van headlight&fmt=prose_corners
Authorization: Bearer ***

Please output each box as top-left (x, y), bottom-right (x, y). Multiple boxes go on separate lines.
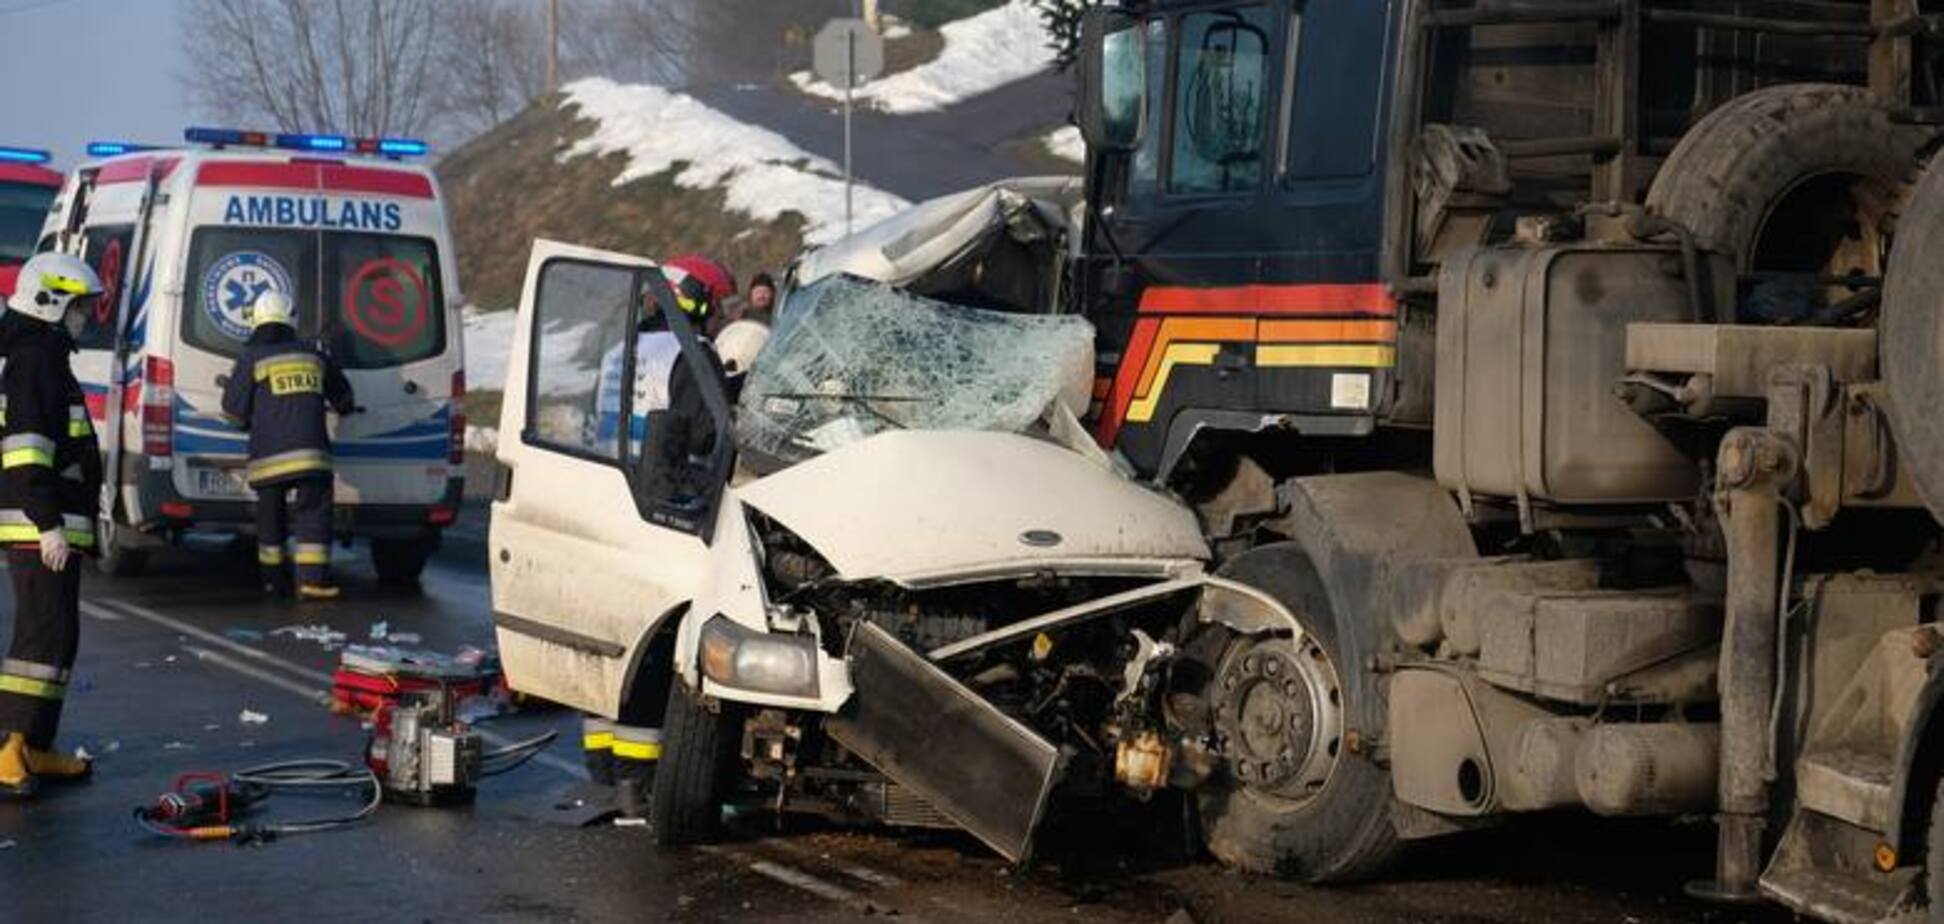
top-left (699, 616), bottom-right (820, 698)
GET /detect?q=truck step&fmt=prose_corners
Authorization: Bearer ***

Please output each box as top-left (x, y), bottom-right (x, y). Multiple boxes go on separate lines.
top-left (1796, 749), bottom-right (1894, 832)
top-left (1762, 808), bottom-right (1922, 924)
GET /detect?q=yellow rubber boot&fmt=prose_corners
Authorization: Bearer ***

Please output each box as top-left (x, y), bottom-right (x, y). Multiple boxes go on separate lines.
top-left (0, 733), bottom-right (39, 800)
top-left (26, 744), bottom-right (91, 782)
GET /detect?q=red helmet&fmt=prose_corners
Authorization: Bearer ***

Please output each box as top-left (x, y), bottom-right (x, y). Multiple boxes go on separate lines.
top-left (663, 254), bottom-right (737, 310)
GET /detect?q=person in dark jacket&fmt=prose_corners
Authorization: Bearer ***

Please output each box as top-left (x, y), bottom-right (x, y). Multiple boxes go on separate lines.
top-left (0, 252), bottom-right (106, 799)
top-left (220, 292), bottom-right (354, 600)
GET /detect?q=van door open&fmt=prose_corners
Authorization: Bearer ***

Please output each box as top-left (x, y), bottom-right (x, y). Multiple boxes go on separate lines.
top-left (489, 240), bottom-right (732, 716)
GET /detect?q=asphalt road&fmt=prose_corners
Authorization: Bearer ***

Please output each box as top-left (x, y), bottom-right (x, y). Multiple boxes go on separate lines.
top-left (0, 507), bottom-right (1796, 923)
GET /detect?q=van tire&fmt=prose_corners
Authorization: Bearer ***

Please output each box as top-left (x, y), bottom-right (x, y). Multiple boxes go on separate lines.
top-left (1882, 150), bottom-right (1944, 528)
top-left (92, 520), bottom-right (149, 578)
top-left (371, 536), bottom-right (437, 582)
top-left (1197, 543), bottom-right (1401, 883)
top-left (651, 674), bottom-right (738, 847)
top-left (1927, 775), bottom-right (1942, 919)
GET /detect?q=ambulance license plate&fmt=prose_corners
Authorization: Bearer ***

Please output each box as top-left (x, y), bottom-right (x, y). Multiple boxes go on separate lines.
top-left (193, 465), bottom-right (251, 498)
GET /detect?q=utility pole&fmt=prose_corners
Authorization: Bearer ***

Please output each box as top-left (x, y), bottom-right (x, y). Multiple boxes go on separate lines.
top-left (547, 0), bottom-right (561, 93)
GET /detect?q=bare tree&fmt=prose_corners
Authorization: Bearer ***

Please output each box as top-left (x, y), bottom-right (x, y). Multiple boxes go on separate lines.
top-left (430, 0), bottom-right (550, 138)
top-left (558, 0), bottom-right (696, 87)
top-left (180, 0), bottom-right (438, 138)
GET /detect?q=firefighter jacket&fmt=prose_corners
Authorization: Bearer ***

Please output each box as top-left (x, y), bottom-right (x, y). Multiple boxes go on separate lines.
top-left (220, 324), bottom-right (354, 487)
top-left (0, 317), bottom-right (102, 550)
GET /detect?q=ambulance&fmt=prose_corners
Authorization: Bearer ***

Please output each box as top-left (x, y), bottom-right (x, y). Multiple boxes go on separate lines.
top-left (0, 146), bottom-right (62, 299)
top-left (38, 129), bottom-right (465, 579)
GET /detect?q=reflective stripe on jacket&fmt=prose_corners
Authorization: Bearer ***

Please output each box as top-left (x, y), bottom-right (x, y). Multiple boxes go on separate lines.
top-left (0, 322), bottom-right (102, 549)
top-left (219, 325), bottom-right (354, 487)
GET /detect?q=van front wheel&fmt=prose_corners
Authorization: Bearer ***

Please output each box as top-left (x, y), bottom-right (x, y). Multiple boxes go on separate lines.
top-left (371, 536), bottom-right (437, 582)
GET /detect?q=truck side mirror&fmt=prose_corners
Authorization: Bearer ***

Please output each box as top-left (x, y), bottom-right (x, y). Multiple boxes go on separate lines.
top-left (1077, 8), bottom-right (1144, 153)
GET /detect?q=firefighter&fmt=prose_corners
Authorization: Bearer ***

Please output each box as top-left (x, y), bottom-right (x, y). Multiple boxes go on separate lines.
top-left (220, 292), bottom-right (354, 600)
top-left (0, 253), bottom-right (105, 798)
top-left (652, 254), bottom-right (737, 486)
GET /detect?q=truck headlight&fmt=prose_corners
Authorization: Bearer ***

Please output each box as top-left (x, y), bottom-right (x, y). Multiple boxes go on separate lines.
top-left (699, 616), bottom-right (820, 698)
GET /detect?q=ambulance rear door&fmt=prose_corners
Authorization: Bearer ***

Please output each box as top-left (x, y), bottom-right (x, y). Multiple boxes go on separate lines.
top-left (170, 160), bottom-right (459, 510)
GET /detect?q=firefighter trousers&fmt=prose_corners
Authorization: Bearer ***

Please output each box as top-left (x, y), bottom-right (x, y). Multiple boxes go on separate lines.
top-left (256, 475), bottom-right (333, 586)
top-left (0, 549), bottom-right (81, 749)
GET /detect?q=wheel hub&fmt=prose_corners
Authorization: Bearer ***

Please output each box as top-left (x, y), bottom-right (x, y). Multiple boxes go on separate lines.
top-left (1214, 634), bottom-right (1342, 801)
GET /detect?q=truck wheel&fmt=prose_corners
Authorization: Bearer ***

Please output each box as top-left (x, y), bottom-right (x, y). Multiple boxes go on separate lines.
top-left (371, 536), bottom-right (437, 583)
top-left (1646, 83), bottom-right (1931, 321)
top-left (1883, 153), bottom-right (1944, 527)
top-left (651, 674), bottom-right (739, 847)
top-left (1928, 776), bottom-right (1942, 918)
top-left (91, 519), bottom-right (149, 578)
top-left (1197, 542), bottom-right (1400, 882)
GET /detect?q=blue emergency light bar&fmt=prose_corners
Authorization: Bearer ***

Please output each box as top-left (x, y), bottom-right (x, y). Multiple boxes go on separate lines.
top-left (183, 126), bottom-right (428, 159)
top-left (85, 141), bottom-right (161, 158)
top-left (0, 146), bottom-right (52, 165)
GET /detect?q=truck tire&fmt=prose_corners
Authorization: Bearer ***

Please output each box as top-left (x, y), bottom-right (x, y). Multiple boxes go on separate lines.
top-left (650, 674), bottom-right (738, 847)
top-left (371, 536), bottom-right (437, 583)
top-left (1647, 83), bottom-right (1930, 320)
top-left (1928, 776), bottom-right (1942, 921)
top-left (1883, 154), bottom-right (1944, 527)
top-left (1196, 542), bottom-right (1400, 882)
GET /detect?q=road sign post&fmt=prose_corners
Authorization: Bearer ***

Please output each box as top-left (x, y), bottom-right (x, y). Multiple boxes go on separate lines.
top-left (814, 18), bottom-right (885, 237)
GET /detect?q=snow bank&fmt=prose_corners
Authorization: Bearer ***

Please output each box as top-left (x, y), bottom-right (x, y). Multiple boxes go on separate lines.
top-left (1044, 125), bottom-right (1084, 163)
top-left (561, 78), bottom-right (910, 245)
top-left (791, 1), bottom-right (1054, 114)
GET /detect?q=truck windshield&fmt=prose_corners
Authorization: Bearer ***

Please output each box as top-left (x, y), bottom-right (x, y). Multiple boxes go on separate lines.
top-left (183, 227), bottom-right (446, 369)
top-left (0, 182), bottom-right (55, 264)
top-left (734, 275), bottom-right (1093, 466)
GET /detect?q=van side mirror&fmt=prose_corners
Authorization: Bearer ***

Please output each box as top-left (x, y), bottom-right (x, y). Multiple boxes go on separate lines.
top-left (1077, 8), bottom-right (1144, 153)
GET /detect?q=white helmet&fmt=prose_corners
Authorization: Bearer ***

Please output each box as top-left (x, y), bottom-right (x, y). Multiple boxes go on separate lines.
top-left (250, 291), bottom-right (295, 328)
top-left (714, 319), bottom-right (771, 374)
top-left (7, 253), bottom-right (103, 324)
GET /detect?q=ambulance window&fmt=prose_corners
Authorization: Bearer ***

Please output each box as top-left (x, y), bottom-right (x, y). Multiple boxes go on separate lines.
top-left (183, 228), bottom-right (321, 356)
top-left (323, 234), bottom-right (446, 369)
top-left (526, 259), bottom-right (639, 462)
top-left (74, 225), bottom-right (134, 351)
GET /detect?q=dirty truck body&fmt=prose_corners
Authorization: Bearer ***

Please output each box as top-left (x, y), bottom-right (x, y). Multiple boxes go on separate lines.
top-left (1063, 0), bottom-right (1944, 918)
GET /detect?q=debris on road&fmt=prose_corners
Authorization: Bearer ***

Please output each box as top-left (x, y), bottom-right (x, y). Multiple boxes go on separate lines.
top-left (0, 838), bottom-right (14, 850)
top-left (272, 624), bottom-right (348, 647)
top-left (330, 644), bottom-right (502, 716)
top-left (224, 628), bottom-right (265, 643)
top-left (368, 621), bottom-right (389, 641)
top-left (384, 631), bottom-right (421, 645)
top-left (238, 709), bottom-right (270, 726)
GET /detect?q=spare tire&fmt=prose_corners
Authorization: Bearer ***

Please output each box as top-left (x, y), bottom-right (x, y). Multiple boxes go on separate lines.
top-left (1882, 154), bottom-right (1944, 526)
top-left (1647, 83), bottom-right (1933, 323)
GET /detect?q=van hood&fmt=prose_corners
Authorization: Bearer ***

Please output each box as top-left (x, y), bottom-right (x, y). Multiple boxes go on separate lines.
top-left (736, 430), bottom-right (1208, 585)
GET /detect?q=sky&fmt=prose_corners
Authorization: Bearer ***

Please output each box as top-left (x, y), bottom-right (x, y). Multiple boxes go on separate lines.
top-left (0, 0), bottom-right (193, 169)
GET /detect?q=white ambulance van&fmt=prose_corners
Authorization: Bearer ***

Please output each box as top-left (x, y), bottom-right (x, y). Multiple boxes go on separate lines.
top-left (37, 129), bottom-right (465, 579)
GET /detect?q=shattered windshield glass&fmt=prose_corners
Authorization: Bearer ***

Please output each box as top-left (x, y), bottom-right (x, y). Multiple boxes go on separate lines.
top-left (735, 275), bottom-right (1093, 465)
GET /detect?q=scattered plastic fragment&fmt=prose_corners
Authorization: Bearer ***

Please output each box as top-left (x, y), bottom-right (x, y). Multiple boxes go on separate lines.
top-left (163, 655), bottom-right (178, 663)
top-left (614, 817), bottom-right (648, 827)
top-left (455, 694), bottom-right (505, 724)
top-left (72, 746), bottom-right (91, 761)
top-left (385, 631), bottom-right (421, 645)
top-left (369, 621), bottom-right (389, 641)
top-left (271, 624), bottom-right (348, 647)
top-left (0, 839), bottom-right (14, 850)
top-left (238, 709), bottom-right (270, 725)
top-left (224, 628), bottom-right (265, 643)
top-left (163, 740), bottom-right (194, 751)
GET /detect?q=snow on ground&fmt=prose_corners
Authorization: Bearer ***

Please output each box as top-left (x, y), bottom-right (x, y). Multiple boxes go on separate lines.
top-left (562, 78), bottom-right (910, 245)
top-left (1044, 125), bottom-right (1084, 163)
top-left (463, 305), bottom-right (601, 396)
top-left (791, 1), bottom-right (1055, 114)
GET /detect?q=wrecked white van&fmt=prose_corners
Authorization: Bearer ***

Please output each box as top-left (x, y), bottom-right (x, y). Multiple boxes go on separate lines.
top-left (491, 241), bottom-right (1338, 864)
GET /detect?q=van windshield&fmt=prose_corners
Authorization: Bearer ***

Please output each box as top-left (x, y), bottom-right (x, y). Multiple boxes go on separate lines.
top-left (183, 227), bottom-right (446, 369)
top-left (0, 182), bottom-right (56, 264)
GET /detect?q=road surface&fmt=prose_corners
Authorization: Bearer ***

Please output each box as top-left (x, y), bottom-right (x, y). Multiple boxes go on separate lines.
top-left (0, 508), bottom-right (1793, 923)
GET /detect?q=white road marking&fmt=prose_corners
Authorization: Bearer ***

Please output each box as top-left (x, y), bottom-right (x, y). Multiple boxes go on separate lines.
top-left (86, 596), bottom-right (586, 779)
top-left (755, 837), bottom-right (903, 887)
top-left (700, 844), bottom-right (882, 909)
